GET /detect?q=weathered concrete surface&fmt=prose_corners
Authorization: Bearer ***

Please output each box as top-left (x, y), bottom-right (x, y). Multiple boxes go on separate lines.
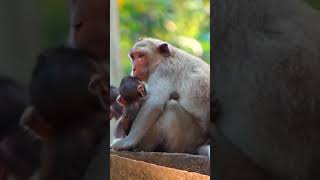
top-left (110, 150), bottom-right (210, 180)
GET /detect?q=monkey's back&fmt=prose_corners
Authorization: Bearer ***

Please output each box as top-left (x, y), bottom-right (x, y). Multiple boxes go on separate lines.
top-left (148, 45), bottom-right (210, 132)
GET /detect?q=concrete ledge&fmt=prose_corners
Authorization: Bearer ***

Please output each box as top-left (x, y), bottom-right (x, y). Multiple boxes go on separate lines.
top-left (110, 150), bottom-right (210, 180)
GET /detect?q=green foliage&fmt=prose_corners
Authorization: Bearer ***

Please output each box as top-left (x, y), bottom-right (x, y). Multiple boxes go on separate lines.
top-left (305, 0), bottom-right (320, 9)
top-left (119, 0), bottom-right (210, 75)
top-left (35, 0), bottom-right (69, 48)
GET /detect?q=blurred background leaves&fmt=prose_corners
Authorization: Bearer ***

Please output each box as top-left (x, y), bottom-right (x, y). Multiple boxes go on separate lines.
top-left (0, 0), bottom-right (319, 84)
top-left (306, 0), bottom-right (320, 9)
top-left (35, 0), bottom-right (69, 48)
top-left (0, 0), bottom-right (68, 84)
top-left (117, 0), bottom-right (210, 75)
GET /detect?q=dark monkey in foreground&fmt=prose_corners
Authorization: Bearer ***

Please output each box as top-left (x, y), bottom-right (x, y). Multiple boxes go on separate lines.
top-left (0, 76), bottom-right (41, 180)
top-left (20, 47), bottom-right (108, 180)
top-left (213, 0), bottom-right (320, 179)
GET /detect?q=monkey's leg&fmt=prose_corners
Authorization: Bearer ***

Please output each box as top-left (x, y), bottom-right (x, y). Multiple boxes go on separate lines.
top-left (110, 97), bottom-right (164, 151)
top-left (133, 100), bottom-right (195, 153)
top-left (159, 100), bottom-right (206, 153)
top-left (133, 121), bottom-right (162, 152)
top-left (113, 119), bottom-right (126, 139)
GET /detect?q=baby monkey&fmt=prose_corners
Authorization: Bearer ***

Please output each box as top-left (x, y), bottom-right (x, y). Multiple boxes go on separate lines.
top-left (113, 76), bottom-right (179, 138)
top-left (110, 86), bottom-right (123, 120)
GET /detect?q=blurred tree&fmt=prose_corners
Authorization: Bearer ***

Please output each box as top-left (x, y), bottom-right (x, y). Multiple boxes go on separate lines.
top-left (117, 0), bottom-right (210, 75)
top-left (306, 0), bottom-right (320, 9)
top-left (35, 0), bottom-right (69, 47)
top-left (0, 1), bottom-right (68, 84)
top-left (111, 0), bottom-right (123, 86)
top-left (0, 1), bottom-right (42, 84)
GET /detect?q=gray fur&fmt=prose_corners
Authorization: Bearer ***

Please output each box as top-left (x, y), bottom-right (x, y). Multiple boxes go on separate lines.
top-left (213, 0), bottom-right (320, 179)
top-left (111, 38), bottom-right (210, 154)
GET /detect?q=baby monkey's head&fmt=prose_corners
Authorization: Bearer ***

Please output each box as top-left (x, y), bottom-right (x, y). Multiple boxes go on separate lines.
top-left (117, 76), bottom-right (146, 107)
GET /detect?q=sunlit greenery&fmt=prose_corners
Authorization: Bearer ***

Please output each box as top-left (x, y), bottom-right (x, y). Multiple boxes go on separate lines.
top-left (35, 0), bottom-right (68, 48)
top-left (306, 0), bottom-right (320, 9)
top-left (33, 0), bottom-right (319, 77)
top-left (118, 0), bottom-right (210, 75)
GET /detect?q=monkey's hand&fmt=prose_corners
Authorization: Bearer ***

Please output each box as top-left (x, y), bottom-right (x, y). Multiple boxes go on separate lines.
top-left (110, 138), bottom-right (134, 151)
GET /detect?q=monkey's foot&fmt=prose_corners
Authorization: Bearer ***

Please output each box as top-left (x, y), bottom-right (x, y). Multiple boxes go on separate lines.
top-left (110, 138), bottom-right (122, 149)
top-left (110, 138), bottom-right (134, 151)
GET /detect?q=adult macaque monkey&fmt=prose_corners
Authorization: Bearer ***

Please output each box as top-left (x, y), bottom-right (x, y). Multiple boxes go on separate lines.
top-left (111, 38), bottom-right (210, 155)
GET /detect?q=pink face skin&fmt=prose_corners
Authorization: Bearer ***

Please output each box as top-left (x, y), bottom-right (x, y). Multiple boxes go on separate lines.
top-left (129, 50), bottom-right (149, 81)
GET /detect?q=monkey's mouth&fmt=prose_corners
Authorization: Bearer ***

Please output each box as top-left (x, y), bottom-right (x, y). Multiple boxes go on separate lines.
top-left (110, 106), bottom-right (121, 120)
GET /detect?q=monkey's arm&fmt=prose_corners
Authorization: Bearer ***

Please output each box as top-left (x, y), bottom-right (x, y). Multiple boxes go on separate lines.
top-left (114, 118), bottom-right (127, 138)
top-left (110, 97), bottom-right (165, 150)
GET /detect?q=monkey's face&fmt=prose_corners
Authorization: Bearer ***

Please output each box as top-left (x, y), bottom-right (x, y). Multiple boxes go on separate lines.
top-left (129, 38), bottom-right (171, 81)
top-left (68, 0), bottom-right (107, 60)
top-left (129, 50), bottom-right (150, 81)
top-left (116, 81), bottom-right (146, 107)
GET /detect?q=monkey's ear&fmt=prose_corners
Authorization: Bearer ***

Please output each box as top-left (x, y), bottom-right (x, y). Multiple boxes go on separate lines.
top-left (88, 74), bottom-right (104, 95)
top-left (20, 106), bottom-right (53, 141)
top-left (88, 73), bottom-right (108, 110)
top-left (137, 84), bottom-right (146, 97)
top-left (158, 43), bottom-right (170, 57)
top-left (137, 36), bottom-right (146, 41)
top-left (116, 95), bottom-right (128, 107)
